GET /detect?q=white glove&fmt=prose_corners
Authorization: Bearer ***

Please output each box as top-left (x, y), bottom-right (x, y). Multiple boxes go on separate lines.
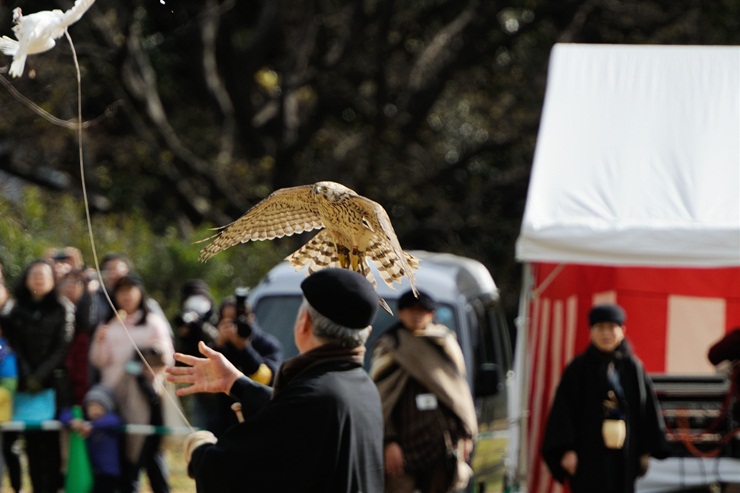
top-left (184, 430), bottom-right (218, 464)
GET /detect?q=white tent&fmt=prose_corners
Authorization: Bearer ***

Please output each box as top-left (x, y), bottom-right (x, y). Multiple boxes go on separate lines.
top-left (513, 44), bottom-right (740, 493)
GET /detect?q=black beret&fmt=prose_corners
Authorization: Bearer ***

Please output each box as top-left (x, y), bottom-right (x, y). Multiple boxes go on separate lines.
top-left (301, 268), bottom-right (378, 329)
top-left (588, 303), bottom-right (626, 327)
top-left (398, 289), bottom-right (437, 312)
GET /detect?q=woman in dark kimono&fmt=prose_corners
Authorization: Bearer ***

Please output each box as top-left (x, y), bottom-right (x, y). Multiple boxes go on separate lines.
top-left (542, 303), bottom-right (670, 493)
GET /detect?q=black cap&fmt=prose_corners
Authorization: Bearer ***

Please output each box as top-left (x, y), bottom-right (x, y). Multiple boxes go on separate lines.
top-left (300, 268), bottom-right (378, 329)
top-left (589, 303), bottom-right (626, 327)
top-left (83, 385), bottom-right (115, 414)
top-left (181, 279), bottom-right (210, 299)
top-left (397, 289), bottom-right (437, 312)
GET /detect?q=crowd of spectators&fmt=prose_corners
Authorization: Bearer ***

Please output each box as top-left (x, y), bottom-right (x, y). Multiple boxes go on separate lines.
top-left (0, 248), bottom-right (284, 493)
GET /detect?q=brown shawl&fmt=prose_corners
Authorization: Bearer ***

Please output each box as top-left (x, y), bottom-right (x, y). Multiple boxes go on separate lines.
top-left (370, 324), bottom-right (478, 439)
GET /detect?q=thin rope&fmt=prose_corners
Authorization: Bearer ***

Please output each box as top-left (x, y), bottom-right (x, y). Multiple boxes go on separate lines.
top-left (0, 71), bottom-right (121, 129)
top-left (64, 30), bottom-right (194, 433)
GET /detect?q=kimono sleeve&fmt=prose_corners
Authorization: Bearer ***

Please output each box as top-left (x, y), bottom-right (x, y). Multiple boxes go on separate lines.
top-left (541, 363), bottom-right (580, 483)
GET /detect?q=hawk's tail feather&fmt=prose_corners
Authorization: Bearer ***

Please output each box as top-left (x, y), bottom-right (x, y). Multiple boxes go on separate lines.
top-left (366, 241), bottom-right (419, 294)
top-left (286, 230), bottom-right (339, 272)
top-left (377, 295), bottom-right (393, 315)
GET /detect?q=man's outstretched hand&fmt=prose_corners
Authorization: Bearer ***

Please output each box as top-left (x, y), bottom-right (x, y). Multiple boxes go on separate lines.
top-left (166, 341), bottom-right (242, 396)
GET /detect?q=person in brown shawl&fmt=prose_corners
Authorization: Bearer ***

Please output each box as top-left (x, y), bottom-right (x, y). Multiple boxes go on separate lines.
top-left (370, 290), bottom-right (478, 493)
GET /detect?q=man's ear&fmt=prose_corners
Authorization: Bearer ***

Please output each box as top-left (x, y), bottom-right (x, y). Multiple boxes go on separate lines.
top-left (297, 309), bottom-right (312, 335)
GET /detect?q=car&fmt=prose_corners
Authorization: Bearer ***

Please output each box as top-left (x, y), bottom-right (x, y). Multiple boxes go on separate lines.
top-left (247, 250), bottom-right (514, 492)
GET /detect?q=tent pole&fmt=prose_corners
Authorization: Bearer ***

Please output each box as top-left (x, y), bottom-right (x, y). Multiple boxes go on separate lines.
top-left (510, 261), bottom-right (534, 492)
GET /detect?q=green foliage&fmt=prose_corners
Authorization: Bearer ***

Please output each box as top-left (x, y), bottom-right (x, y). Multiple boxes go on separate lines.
top-left (0, 187), bottom-right (288, 318)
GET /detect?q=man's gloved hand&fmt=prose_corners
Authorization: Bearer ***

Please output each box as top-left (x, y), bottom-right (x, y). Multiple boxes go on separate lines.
top-left (184, 430), bottom-right (218, 466)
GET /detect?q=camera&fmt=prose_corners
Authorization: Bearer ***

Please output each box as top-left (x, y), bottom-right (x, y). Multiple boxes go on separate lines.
top-left (181, 311), bottom-right (203, 328)
top-left (178, 294), bottom-right (213, 335)
top-left (235, 287), bottom-right (253, 339)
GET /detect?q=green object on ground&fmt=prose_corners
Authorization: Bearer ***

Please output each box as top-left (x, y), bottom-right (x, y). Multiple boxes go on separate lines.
top-left (65, 405), bottom-right (94, 493)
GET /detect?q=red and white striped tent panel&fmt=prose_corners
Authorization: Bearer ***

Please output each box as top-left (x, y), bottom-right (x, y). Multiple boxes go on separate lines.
top-left (522, 263), bottom-right (740, 493)
top-left (514, 44), bottom-right (740, 493)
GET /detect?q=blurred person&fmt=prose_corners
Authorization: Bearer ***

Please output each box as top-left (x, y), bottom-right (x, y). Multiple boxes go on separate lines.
top-left (90, 253), bottom-right (170, 333)
top-left (89, 274), bottom-right (175, 493)
top-left (167, 268), bottom-right (384, 492)
top-left (89, 253), bottom-right (133, 333)
top-left (44, 246), bottom-right (85, 283)
top-left (59, 384), bottom-right (123, 493)
top-left (3, 259), bottom-right (75, 493)
top-left (209, 296), bottom-right (283, 435)
top-left (370, 290), bottom-right (477, 493)
top-left (708, 327), bottom-right (740, 493)
top-left (0, 278), bottom-right (13, 317)
top-left (0, 326), bottom-right (18, 492)
top-left (174, 280), bottom-right (218, 357)
top-left (541, 303), bottom-right (669, 493)
top-left (0, 276), bottom-right (18, 493)
top-left (60, 268), bottom-right (97, 406)
top-left (172, 280), bottom-right (219, 431)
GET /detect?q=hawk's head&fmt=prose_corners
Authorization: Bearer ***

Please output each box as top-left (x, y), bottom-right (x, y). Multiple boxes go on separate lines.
top-left (312, 181), bottom-right (355, 203)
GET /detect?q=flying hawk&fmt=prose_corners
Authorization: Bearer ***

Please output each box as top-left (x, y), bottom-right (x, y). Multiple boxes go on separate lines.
top-left (199, 181), bottom-right (420, 312)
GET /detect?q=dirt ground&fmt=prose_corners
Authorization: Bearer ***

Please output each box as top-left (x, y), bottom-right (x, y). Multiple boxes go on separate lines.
top-left (0, 437), bottom-right (193, 493)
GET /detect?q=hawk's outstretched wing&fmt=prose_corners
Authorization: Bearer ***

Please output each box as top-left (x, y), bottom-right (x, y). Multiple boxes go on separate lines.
top-left (199, 185), bottom-right (324, 261)
top-left (346, 195), bottom-right (419, 295)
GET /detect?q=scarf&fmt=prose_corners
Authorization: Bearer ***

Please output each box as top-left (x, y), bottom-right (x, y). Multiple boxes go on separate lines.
top-left (272, 343), bottom-right (365, 397)
top-left (373, 324), bottom-right (478, 439)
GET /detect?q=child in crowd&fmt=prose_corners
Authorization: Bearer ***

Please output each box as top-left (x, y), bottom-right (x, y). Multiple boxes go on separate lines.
top-left (60, 384), bottom-right (123, 493)
top-left (0, 332), bottom-right (18, 491)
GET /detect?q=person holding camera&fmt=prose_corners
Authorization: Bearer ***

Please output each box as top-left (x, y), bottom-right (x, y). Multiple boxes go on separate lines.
top-left (209, 293), bottom-right (283, 436)
top-left (173, 280), bottom-right (220, 431)
top-left (174, 280), bottom-right (219, 357)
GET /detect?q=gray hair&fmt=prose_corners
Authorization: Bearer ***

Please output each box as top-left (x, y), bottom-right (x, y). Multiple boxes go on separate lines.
top-left (300, 299), bottom-right (370, 348)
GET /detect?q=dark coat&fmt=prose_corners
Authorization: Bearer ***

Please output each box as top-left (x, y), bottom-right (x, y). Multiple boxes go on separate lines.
top-left (211, 324), bottom-right (284, 436)
top-left (541, 341), bottom-right (669, 493)
top-left (708, 328), bottom-right (740, 424)
top-left (4, 294), bottom-right (74, 393)
top-left (189, 353), bottom-right (384, 492)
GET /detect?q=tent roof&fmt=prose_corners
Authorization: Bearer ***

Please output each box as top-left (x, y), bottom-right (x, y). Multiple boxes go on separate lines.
top-left (516, 44), bottom-right (740, 267)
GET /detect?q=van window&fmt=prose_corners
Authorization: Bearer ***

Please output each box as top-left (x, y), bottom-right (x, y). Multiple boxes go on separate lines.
top-left (253, 295), bottom-right (461, 369)
top-left (470, 297), bottom-right (512, 397)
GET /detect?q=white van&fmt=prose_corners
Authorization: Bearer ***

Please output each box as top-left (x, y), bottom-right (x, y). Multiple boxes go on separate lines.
top-left (247, 250), bottom-right (514, 492)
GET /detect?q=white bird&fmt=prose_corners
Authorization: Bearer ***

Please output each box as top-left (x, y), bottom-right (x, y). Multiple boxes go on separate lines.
top-left (0, 0), bottom-right (96, 78)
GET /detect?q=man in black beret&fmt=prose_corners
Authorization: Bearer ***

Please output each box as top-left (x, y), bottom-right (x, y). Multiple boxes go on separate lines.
top-left (166, 268), bottom-right (384, 492)
top-left (542, 303), bottom-right (669, 493)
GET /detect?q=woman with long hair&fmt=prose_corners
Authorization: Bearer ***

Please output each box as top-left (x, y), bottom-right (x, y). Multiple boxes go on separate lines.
top-left (4, 259), bottom-right (75, 493)
top-left (89, 274), bottom-right (175, 493)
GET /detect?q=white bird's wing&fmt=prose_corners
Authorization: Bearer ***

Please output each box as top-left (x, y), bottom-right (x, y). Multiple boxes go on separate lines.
top-left (0, 36), bottom-right (19, 55)
top-left (59, 0), bottom-right (96, 29)
top-left (199, 185), bottom-right (324, 261)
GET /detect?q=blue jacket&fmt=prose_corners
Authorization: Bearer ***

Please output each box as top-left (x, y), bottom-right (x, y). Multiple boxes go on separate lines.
top-left (59, 408), bottom-right (123, 477)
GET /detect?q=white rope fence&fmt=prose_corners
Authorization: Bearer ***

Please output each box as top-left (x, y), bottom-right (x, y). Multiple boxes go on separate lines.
top-left (0, 421), bottom-right (195, 435)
